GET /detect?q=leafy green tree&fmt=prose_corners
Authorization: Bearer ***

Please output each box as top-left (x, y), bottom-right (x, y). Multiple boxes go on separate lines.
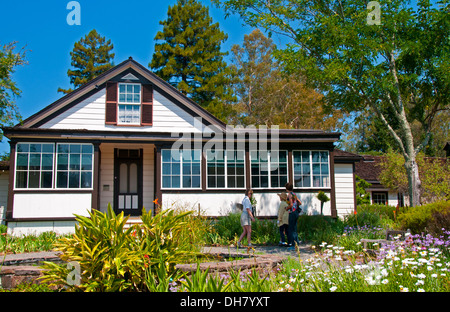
top-left (58, 29), bottom-right (115, 94)
top-left (355, 175), bottom-right (371, 205)
top-left (0, 41), bottom-right (27, 136)
top-left (378, 150), bottom-right (450, 204)
top-left (215, 0), bottom-right (450, 206)
top-left (230, 29), bottom-right (341, 129)
top-left (150, 0), bottom-right (235, 121)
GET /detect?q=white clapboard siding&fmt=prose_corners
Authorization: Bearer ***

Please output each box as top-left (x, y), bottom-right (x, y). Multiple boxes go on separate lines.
top-left (41, 90), bottom-right (203, 133)
top-left (0, 171), bottom-right (9, 213)
top-left (334, 163), bottom-right (355, 218)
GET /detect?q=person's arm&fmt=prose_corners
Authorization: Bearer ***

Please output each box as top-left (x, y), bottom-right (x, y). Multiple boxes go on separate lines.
top-left (247, 208), bottom-right (255, 221)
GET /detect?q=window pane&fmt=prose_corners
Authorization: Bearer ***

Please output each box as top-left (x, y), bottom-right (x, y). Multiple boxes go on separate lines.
top-left (57, 172), bottom-right (68, 188)
top-left (162, 150), bottom-right (171, 162)
top-left (80, 172), bottom-right (92, 188)
top-left (41, 171), bottom-right (52, 188)
top-left (30, 144), bottom-right (41, 153)
top-left (82, 145), bottom-right (93, 154)
top-left (58, 154), bottom-right (68, 170)
top-left (171, 176), bottom-right (180, 188)
top-left (236, 164), bottom-right (244, 175)
top-left (162, 176), bottom-right (171, 188)
top-left (192, 163), bottom-right (200, 175)
top-left (16, 171), bottom-right (27, 188)
top-left (312, 152), bottom-right (320, 162)
top-left (321, 164), bottom-right (329, 174)
top-left (70, 145), bottom-right (81, 154)
top-left (172, 163), bottom-right (180, 175)
top-left (183, 176), bottom-right (191, 188)
top-left (28, 171), bottom-right (40, 188)
top-left (192, 176), bottom-right (200, 188)
top-left (58, 144), bottom-right (69, 154)
top-left (42, 154), bottom-right (53, 171)
top-left (29, 154), bottom-right (41, 170)
top-left (69, 172), bottom-right (80, 188)
top-left (81, 154), bottom-right (92, 170)
top-left (217, 176), bottom-right (225, 188)
top-left (162, 163), bottom-right (171, 175)
top-left (237, 176), bottom-right (245, 188)
top-left (17, 144), bottom-right (29, 153)
top-left (16, 154), bottom-right (29, 170)
top-left (42, 144), bottom-right (54, 153)
top-left (69, 154), bottom-right (80, 170)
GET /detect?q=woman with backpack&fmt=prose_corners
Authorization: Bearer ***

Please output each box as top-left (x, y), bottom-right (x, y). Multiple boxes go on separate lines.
top-left (285, 182), bottom-right (301, 250)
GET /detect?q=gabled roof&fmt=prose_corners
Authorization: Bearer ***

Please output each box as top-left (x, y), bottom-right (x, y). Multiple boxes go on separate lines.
top-left (17, 57), bottom-right (227, 130)
top-left (354, 155), bottom-right (384, 183)
top-left (4, 57), bottom-right (341, 143)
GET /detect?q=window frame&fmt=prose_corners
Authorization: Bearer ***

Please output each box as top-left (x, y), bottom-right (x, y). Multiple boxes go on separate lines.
top-left (292, 150), bottom-right (331, 189)
top-left (206, 149), bottom-right (246, 189)
top-left (250, 150), bottom-right (288, 189)
top-left (117, 83), bottom-right (142, 125)
top-left (14, 143), bottom-right (55, 190)
top-left (55, 143), bottom-right (94, 190)
top-left (372, 191), bottom-right (388, 205)
top-left (161, 149), bottom-right (202, 190)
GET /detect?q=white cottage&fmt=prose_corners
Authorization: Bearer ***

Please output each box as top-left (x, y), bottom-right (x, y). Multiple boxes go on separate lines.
top-left (2, 58), bottom-right (360, 235)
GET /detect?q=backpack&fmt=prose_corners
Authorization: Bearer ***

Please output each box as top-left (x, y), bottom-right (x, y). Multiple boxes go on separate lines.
top-left (290, 192), bottom-right (302, 213)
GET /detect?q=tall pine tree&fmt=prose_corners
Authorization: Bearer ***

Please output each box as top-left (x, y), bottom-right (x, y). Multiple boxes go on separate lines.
top-left (58, 29), bottom-right (115, 94)
top-left (150, 0), bottom-right (235, 121)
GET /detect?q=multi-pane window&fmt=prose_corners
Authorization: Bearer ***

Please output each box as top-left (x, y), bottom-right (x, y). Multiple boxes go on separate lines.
top-left (56, 144), bottom-right (93, 189)
top-left (15, 143), bottom-right (54, 189)
top-left (372, 192), bottom-right (387, 205)
top-left (206, 150), bottom-right (245, 188)
top-left (293, 151), bottom-right (330, 188)
top-left (118, 83), bottom-right (141, 124)
top-left (250, 150), bottom-right (288, 188)
top-left (226, 150), bottom-right (245, 188)
top-left (293, 151), bottom-right (311, 188)
top-left (162, 149), bottom-right (201, 189)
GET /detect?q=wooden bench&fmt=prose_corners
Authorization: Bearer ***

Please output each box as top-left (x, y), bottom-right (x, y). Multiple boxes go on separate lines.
top-left (360, 229), bottom-right (407, 249)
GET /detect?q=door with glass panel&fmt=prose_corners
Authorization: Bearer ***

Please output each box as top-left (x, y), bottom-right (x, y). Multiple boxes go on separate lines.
top-left (114, 149), bottom-right (143, 216)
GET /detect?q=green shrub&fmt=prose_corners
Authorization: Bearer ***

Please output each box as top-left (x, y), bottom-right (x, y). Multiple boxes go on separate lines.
top-left (397, 200), bottom-right (450, 234)
top-left (344, 204), bottom-right (397, 229)
top-left (297, 215), bottom-right (344, 245)
top-left (40, 204), bottom-right (203, 291)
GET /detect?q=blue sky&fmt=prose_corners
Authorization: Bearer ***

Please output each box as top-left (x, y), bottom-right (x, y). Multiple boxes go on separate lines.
top-left (1, 0), bottom-right (283, 154)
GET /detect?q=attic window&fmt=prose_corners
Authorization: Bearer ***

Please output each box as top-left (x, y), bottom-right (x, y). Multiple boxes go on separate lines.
top-left (118, 83), bottom-right (141, 124)
top-left (105, 81), bottom-right (153, 126)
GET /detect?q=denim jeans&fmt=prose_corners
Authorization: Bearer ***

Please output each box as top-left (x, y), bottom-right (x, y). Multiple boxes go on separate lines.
top-left (279, 224), bottom-right (288, 243)
top-left (288, 210), bottom-right (299, 246)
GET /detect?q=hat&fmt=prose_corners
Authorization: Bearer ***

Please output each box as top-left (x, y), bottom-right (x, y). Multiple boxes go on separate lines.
top-left (277, 192), bottom-right (288, 200)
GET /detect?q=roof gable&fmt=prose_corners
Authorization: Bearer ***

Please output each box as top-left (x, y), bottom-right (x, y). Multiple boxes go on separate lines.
top-left (19, 58), bottom-right (226, 131)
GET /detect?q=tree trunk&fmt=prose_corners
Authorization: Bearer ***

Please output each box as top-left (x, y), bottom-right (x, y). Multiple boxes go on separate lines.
top-left (404, 155), bottom-right (421, 207)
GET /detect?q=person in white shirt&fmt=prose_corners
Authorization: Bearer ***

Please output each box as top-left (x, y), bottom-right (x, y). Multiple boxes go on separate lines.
top-left (237, 188), bottom-right (255, 248)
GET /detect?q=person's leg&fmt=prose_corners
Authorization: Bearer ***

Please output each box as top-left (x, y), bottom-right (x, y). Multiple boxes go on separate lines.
top-left (246, 225), bottom-right (252, 246)
top-left (238, 226), bottom-right (247, 245)
top-left (279, 226), bottom-right (285, 244)
top-left (287, 213), bottom-right (295, 246)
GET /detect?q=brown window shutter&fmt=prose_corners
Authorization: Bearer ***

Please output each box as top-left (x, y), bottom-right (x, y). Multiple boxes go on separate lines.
top-left (105, 82), bottom-right (117, 125)
top-left (141, 83), bottom-right (153, 126)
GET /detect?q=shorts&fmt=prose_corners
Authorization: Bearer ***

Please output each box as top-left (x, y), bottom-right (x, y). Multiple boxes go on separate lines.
top-left (240, 212), bottom-right (251, 226)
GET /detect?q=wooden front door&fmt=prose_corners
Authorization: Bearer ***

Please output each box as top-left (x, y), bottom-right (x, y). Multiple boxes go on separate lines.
top-left (114, 149), bottom-right (143, 216)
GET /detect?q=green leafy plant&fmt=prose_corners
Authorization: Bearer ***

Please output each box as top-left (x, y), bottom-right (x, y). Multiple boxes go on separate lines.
top-left (317, 191), bottom-right (330, 215)
top-left (40, 204), bottom-right (203, 291)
